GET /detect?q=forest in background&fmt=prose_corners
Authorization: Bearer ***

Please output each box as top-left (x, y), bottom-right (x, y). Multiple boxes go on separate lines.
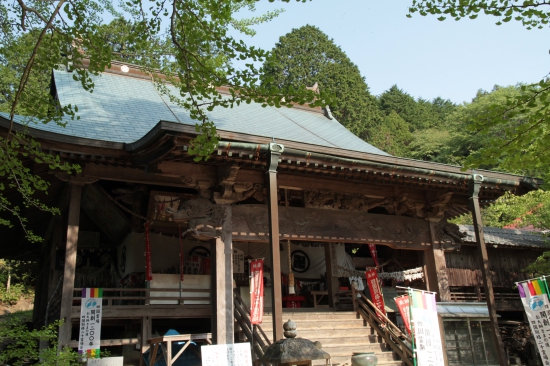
top-left (262, 25), bottom-right (547, 186)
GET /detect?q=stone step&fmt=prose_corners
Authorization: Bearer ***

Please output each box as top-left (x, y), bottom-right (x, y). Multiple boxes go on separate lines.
top-left (311, 354), bottom-right (404, 366)
top-left (265, 311), bottom-right (358, 321)
top-left (292, 335), bottom-right (381, 346)
top-left (312, 361), bottom-right (404, 366)
top-left (260, 319), bottom-right (369, 330)
top-left (248, 310), bottom-right (404, 366)
top-left (265, 327), bottom-right (376, 340)
top-left (321, 348), bottom-right (396, 362)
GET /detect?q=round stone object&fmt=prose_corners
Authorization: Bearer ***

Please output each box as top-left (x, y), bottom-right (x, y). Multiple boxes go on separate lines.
top-left (262, 338), bottom-right (330, 364)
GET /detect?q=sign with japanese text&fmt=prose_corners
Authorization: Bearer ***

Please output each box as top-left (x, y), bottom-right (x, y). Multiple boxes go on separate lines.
top-left (249, 259), bottom-right (264, 325)
top-left (366, 268), bottom-right (386, 317)
top-left (78, 288), bottom-right (103, 358)
top-left (518, 278), bottom-right (550, 365)
top-left (395, 295), bottom-right (411, 335)
top-left (201, 343), bottom-right (252, 366)
top-left (410, 290), bottom-right (444, 366)
top-left (233, 248), bottom-right (244, 274)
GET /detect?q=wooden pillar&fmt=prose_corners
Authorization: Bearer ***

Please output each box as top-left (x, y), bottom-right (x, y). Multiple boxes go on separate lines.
top-left (424, 221), bottom-right (451, 301)
top-left (266, 143), bottom-right (283, 342)
top-left (58, 183), bottom-right (83, 350)
top-left (140, 315), bottom-right (151, 366)
top-left (324, 243), bottom-right (339, 308)
top-left (438, 314), bottom-right (449, 366)
top-left (213, 206), bottom-right (234, 344)
top-left (469, 174), bottom-right (508, 366)
top-left (33, 238), bottom-right (55, 324)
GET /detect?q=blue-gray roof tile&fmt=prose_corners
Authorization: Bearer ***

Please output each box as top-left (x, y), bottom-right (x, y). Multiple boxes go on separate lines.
top-left (1, 69), bottom-right (389, 155)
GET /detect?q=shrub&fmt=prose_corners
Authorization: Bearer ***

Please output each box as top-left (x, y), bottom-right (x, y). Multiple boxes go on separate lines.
top-left (0, 314), bottom-right (80, 366)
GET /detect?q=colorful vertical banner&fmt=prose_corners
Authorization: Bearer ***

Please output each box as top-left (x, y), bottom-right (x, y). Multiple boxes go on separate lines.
top-left (410, 290), bottom-right (444, 366)
top-left (395, 295), bottom-right (411, 335)
top-left (250, 259), bottom-right (264, 325)
top-left (368, 244), bottom-right (379, 267)
top-left (518, 278), bottom-right (550, 365)
top-left (144, 222), bottom-right (153, 281)
top-left (366, 268), bottom-right (386, 317)
top-left (78, 288), bottom-right (103, 358)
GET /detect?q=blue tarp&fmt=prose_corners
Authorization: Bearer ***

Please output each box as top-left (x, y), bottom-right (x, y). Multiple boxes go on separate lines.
top-left (142, 329), bottom-right (201, 366)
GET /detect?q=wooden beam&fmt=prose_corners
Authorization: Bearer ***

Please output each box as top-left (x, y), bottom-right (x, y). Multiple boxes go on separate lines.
top-left (82, 163), bottom-right (201, 187)
top-left (58, 184), bottom-right (83, 350)
top-left (469, 174), bottom-right (508, 366)
top-left (266, 143), bottom-right (283, 342)
top-left (424, 222), bottom-right (451, 301)
top-left (214, 206), bottom-right (234, 344)
top-left (231, 205), bottom-right (432, 249)
top-left (69, 338), bottom-right (139, 348)
top-left (71, 305), bottom-right (212, 319)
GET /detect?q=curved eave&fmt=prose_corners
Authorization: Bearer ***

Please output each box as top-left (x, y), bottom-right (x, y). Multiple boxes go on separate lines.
top-left (0, 116), bottom-right (541, 193)
top-left (0, 115), bottom-right (125, 150)
top-left (128, 121), bottom-right (541, 188)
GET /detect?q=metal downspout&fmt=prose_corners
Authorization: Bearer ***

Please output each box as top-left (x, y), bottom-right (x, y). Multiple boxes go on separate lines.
top-left (469, 174), bottom-right (509, 365)
top-left (266, 142), bottom-right (284, 341)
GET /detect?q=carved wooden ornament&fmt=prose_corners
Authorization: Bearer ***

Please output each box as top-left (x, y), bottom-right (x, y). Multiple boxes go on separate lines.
top-left (232, 205), bottom-right (433, 249)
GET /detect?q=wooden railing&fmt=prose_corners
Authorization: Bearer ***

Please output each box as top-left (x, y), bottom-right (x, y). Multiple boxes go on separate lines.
top-left (233, 290), bottom-right (271, 365)
top-left (71, 287), bottom-right (211, 306)
top-left (352, 287), bottom-right (414, 366)
top-left (450, 291), bottom-right (518, 303)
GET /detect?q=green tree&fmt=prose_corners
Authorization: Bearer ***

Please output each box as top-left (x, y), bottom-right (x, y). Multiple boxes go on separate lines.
top-left (0, 314), bottom-right (80, 365)
top-left (406, 128), bottom-right (453, 162)
top-left (408, 0), bottom-right (550, 175)
top-left (378, 85), bottom-right (455, 132)
top-left (262, 25), bottom-right (382, 139)
top-left (379, 85), bottom-right (420, 129)
top-left (436, 86), bottom-right (523, 168)
top-left (370, 111), bottom-right (413, 156)
top-left (376, 85), bottom-right (456, 160)
top-left (0, 0), bottom-right (320, 241)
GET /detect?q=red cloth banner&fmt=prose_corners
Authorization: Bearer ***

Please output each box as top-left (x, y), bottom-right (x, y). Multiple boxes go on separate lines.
top-left (366, 268), bottom-right (386, 317)
top-left (250, 259), bottom-right (264, 325)
top-left (144, 222), bottom-right (153, 281)
top-left (395, 295), bottom-right (411, 335)
top-left (178, 226), bottom-right (184, 281)
top-left (368, 244), bottom-right (379, 267)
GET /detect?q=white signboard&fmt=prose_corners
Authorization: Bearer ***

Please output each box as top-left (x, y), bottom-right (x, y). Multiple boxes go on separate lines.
top-left (78, 288), bottom-right (103, 358)
top-left (201, 343), bottom-right (252, 366)
top-left (233, 248), bottom-right (244, 274)
top-left (87, 357), bottom-right (123, 366)
top-left (519, 279), bottom-right (550, 365)
top-left (410, 291), bottom-right (445, 366)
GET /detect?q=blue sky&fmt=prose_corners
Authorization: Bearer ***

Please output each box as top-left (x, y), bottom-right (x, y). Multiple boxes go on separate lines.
top-left (230, 0), bottom-right (550, 104)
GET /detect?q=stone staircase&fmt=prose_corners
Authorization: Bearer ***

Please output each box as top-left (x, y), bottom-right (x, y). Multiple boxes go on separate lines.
top-left (259, 310), bottom-right (404, 366)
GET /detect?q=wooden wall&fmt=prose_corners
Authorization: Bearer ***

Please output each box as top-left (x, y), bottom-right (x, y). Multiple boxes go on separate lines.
top-left (445, 246), bottom-right (542, 288)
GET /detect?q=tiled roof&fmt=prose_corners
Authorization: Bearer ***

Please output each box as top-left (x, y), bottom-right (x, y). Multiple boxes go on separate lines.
top-left (459, 225), bottom-right (550, 249)
top-left (0, 69), bottom-right (389, 156)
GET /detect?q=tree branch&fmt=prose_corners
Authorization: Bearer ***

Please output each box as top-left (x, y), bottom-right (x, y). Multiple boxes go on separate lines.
top-left (8, 0), bottom-right (67, 138)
